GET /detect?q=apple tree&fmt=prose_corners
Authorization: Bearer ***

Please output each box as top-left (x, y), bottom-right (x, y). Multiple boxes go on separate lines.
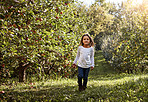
top-left (0, 0), bottom-right (88, 82)
top-left (108, 1), bottom-right (148, 73)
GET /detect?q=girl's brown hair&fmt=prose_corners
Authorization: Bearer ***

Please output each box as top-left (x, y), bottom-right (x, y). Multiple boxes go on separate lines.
top-left (79, 33), bottom-right (95, 47)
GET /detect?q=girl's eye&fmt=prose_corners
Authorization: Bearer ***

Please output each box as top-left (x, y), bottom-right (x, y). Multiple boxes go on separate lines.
top-left (83, 38), bottom-right (89, 40)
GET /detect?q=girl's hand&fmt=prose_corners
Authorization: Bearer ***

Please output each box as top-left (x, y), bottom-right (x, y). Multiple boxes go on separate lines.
top-left (91, 66), bottom-right (94, 70)
top-left (72, 64), bottom-right (77, 68)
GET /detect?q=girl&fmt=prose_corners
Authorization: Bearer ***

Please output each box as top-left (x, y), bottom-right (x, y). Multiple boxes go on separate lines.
top-left (73, 33), bottom-right (95, 91)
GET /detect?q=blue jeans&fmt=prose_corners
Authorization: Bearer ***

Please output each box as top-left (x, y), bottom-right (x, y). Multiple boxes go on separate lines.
top-left (78, 66), bottom-right (90, 87)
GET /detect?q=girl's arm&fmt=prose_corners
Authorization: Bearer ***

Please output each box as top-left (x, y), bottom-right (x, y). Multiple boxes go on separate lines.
top-left (90, 48), bottom-right (94, 68)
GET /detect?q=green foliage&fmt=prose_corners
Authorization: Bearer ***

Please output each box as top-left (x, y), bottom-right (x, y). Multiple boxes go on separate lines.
top-left (110, 2), bottom-right (148, 73)
top-left (87, 1), bottom-right (114, 35)
top-left (90, 0), bottom-right (148, 73)
top-left (0, 0), bottom-right (88, 82)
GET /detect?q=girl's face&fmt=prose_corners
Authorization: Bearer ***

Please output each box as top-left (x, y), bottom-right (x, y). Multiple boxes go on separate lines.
top-left (82, 36), bottom-right (90, 46)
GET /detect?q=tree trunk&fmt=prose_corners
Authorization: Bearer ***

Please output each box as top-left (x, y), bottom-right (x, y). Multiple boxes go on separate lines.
top-left (18, 62), bottom-right (32, 82)
top-left (18, 67), bottom-right (26, 82)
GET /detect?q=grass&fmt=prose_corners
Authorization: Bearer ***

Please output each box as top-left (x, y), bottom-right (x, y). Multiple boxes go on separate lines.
top-left (0, 51), bottom-right (148, 102)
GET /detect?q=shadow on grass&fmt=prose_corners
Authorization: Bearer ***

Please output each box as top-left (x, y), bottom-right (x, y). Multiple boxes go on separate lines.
top-left (2, 77), bottom-right (148, 102)
top-left (2, 84), bottom-right (82, 102)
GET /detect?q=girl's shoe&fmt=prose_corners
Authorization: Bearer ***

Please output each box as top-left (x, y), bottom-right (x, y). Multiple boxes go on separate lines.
top-left (79, 85), bottom-right (83, 92)
top-left (83, 86), bottom-right (87, 90)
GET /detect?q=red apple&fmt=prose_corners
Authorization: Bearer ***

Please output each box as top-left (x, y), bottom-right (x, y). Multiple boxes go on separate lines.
top-left (64, 65), bottom-right (66, 68)
top-left (30, 86), bottom-right (33, 88)
top-left (56, 16), bottom-right (59, 19)
top-left (8, 6), bottom-right (12, 9)
top-left (18, 26), bottom-right (21, 30)
top-left (26, 37), bottom-right (28, 40)
top-left (13, 24), bottom-right (16, 28)
top-left (8, 24), bottom-right (12, 27)
top-left (36, 18), bottom-right (38, 21)
top-left (2, 64), bottom-right (5, 67)
top-left (39, 18), bottom-right (42, 21)
top-left (5, 15), bottom-right (8, 18)
top-left (0, 91), bottom-right (5, 93)
top-left (56, 8), bottom-right (59, 12)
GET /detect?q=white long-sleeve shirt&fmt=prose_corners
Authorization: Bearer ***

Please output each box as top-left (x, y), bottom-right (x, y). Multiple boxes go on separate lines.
top-left (73, 46), bottom-right (94, 68)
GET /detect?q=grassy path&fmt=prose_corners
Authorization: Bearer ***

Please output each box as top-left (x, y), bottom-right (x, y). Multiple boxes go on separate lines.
top-left (1, 51), bottom-right (148, 101)
top-left (89, 51), bottom-right (148, 86)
